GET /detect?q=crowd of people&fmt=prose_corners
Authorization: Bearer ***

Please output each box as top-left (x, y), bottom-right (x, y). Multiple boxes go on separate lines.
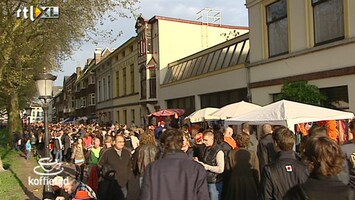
top-left (15, 118), bottom-right (355, 200)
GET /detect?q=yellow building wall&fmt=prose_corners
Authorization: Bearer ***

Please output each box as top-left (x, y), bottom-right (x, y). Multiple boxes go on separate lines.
top-left (156, 19), bottom-right (249, 84)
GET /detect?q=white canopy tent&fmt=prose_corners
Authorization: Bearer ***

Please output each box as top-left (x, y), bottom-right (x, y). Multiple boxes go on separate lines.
top-left (225, 100), bottom-right (354, 131)
top-left (186, 107), bottom-right (220, 123)
top-left (212, 101), bottom-right (261, 119)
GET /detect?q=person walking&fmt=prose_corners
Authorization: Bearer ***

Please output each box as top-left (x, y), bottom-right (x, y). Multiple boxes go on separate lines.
top-left (25, 138), bottom-right (32, 160)
top-left (140, 129), bottom-right (210, 200)
top-left (195, 130), bottom-right (224, 200)
top-left (98, 134), bottom-right (132, 199)
top-left (71, 138), bottom-right (86, 182)
top-left (86, 136), bottom-right (103, 193)
top-left (241, 123), bottom-right (258, 152)
top-left (132, 132), bottom-right (159, 188)
top-left (257, 123), bottom-right (277, 172)
top-left (225, 132), bottom-right (259, 200)
top-left (259, 126), bottom-right (308, 200)
top-left (54, 131), bottom-right (64, 163)
top-left (224, 127), bottom-right (237, 149)
top-left (63, 131), bottom-right (72, 163)
top-left (284, 136), bottom-right (355, 200)
top-left (341, 120), bottom-right (355, 188)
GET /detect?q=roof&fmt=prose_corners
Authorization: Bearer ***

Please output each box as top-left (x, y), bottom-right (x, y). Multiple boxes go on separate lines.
top-left (149, 15), bottom-right (249, 30)
top-left (76, 47), bottom-right (112, 83)
top-left (92, 37), bottom-right (137, 71)
top-left (162, 32), bottom-right (250, 85)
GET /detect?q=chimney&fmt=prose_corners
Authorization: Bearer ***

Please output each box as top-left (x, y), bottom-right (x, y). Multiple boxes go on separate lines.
top-left (86, 58), bottom-right (93, 65)
top-left (76, 66), bottom-right (81, 77)
top-left (94, 48), bottom-right (102, 64)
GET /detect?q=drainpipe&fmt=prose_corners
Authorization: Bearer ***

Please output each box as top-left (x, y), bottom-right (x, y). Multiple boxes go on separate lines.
top-left (246, 63), bottom-right (252, 102)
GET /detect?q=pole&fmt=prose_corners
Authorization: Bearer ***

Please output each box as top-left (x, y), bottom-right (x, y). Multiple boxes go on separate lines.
top-left (42, 100), bottom-right (54, 199)
top-left (43, 101), bottom-right (49, 158)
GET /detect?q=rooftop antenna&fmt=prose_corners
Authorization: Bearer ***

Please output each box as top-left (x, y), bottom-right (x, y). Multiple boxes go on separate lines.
top-left (196, 8), bottom-right (222, 25)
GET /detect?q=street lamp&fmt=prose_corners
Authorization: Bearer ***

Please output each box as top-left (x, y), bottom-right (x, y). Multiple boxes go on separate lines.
top-left (34, 73), bottom-right (57, 158)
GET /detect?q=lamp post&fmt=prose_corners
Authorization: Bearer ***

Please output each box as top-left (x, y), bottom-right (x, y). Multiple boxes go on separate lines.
top-left (34, 73), bottom-right (57, 158)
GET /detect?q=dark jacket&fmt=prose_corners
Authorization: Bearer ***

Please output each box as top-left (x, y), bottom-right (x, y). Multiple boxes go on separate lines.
top-left (155, 126), bottom-right (165, 139)
top-left (193, 143), bottom-right (205, 161)
top-left (342, 141), bottom-right (355, 188)
top-left (259, 151), bottom-right (309, 200)
top-left (132, 144), bottom-right (159, 177)
top-left (257, 134), bottom-right (277, 171)
top-left (225, 148), bottom-right (259, 200)
top-left (98, 147), bottom-right (131, 188)
top-left (63, 134), bottom-right (71, 155)
top-left (202, 145), bottom-right (223, 183)
top-left (140, 151), bottom-right (210, 200)
top-left (283, 174), bottom-right (355, 200)
top-left (98, 170), bottom-right (125, 200)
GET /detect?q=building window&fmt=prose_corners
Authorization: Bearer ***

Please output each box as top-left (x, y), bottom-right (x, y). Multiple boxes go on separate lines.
top-left (90, 94), bottom-right (96, 105)
top-left (117, 111), bottom-right (120, 123)
top-left (123, 68), bottom-right (127, 95)
top-left (98, 81), bottom-right (102, 102)
top-left (200, 88), bottom-right (248, 108)
top-left (116, 71), bottom-right (120, 97)
top-left (312, 0), bottom-right (344, 45)
top-left (138, 33), bottom-right (146, 56)
top-left (140, 67), bottom-right (147, 99)
top-left (103, 78), bottom-right (107, 100)
top-left (130, 64), bottom-right (135, 94)
top-left (266, 0), bottom-right (288, 57)
top-left (130, 45), bottom-right (134, 53)
top-left (320, 85), bottom-right (348, 109)
top-left (167, 96), bottom-right (195, 116)
top-left (71, 99), bottom-right (75, 108)
top-left (81, 97), bottom-right (86, 108)
top-left (146, 27), bottom-right (152, 53)
top-left (108, 75), bottom-right (111, 99)
top-left (76, 99), bottom-right (80, 109)
top-left (149, 68), bottom-right (156, 98)
top-left (131, 109), bottom-right (135, 124)
top-left (123, 110), bottom-right (127, 125)
top-left (89, 76), bottom-right (95, 84)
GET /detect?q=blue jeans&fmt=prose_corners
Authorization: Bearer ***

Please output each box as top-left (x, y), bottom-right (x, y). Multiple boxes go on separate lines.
top-left (208, 182), bottom-right (223, 200)
top-left (55, 150), bottom-right (62, 163)
top-left (26, 150), bottom-right (31, 160)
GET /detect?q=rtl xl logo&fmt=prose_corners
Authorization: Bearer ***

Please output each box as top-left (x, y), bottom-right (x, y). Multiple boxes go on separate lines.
top-left (16, 6), bottom-right (59, 21)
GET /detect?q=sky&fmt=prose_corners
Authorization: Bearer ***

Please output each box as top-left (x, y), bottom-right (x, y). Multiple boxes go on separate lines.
top-left (54, 0), bottom-right (249, 86)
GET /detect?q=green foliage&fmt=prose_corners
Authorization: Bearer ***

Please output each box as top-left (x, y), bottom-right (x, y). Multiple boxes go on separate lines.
top-left (0, 0), bottom-right (140, 134)
top-left (277, 81), bottom-right (326, 105)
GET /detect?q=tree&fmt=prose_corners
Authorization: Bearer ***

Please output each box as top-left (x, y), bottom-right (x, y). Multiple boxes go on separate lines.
top-left (0, 0), bottom-right (139, 171)
top-left (277, 81), bottom-right (326, 105)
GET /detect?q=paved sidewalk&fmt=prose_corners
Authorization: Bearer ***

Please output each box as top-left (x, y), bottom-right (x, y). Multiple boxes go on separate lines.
top-left (10, 152), bottom-right (78, 200)
top-left (9, 152), bottom-right (42, 200)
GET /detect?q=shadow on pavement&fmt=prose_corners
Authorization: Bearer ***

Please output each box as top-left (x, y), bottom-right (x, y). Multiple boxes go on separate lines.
top-left (9, 168), bottom-right (41, 200)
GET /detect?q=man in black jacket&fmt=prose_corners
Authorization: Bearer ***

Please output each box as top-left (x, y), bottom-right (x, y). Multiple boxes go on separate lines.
top-left (141, 129), bottom-right (210, 200)
top-left (98, 135), bottom-right (131, 199)
top-left (259, 126), bottom-right (309, 200)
